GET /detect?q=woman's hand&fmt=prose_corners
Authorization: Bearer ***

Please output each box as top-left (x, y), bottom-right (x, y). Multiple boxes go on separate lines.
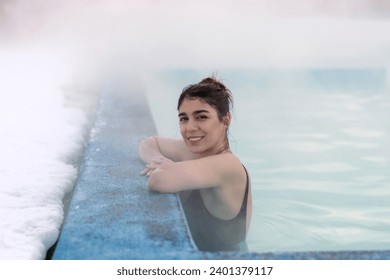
top-left (140, 157), bottom-right (173, 176)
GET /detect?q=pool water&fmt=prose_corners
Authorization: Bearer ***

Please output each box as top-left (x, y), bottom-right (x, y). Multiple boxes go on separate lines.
top-left (142, 69), bottom-right (390, 253)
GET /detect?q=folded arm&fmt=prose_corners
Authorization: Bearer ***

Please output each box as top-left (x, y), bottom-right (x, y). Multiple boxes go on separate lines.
top-left (146, 154), bottom-right (243, 194)
top-left (139, 137), bottom-right (244, 196)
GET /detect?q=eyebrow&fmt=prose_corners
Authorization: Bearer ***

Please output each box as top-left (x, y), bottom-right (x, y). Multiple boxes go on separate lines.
top-left (178, 110), bottom-right (210, 117)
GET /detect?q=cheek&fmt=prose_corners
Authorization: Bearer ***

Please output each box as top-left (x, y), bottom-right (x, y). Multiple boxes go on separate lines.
top-left (179, 124), bottom-right (185, 136)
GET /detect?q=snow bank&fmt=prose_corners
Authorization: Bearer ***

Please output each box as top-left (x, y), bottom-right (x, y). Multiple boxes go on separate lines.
top-left (0, 50), bottom-right (90, 259)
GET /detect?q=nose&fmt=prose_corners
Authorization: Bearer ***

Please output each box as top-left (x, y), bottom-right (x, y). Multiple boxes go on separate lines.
top-left (186, 119), bottom-right (198, 132)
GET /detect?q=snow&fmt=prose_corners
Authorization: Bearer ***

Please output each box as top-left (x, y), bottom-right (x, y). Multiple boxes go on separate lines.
top-left (0, 50), bottom-right (90, 259)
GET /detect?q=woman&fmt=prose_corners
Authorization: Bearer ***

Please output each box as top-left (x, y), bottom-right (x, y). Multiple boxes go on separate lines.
top-left (138, 76), bottom-right (252, 252)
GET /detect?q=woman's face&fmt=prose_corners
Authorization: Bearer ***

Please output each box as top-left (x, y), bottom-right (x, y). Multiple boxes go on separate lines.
top-left (178, 98), bottom-right (229, 158)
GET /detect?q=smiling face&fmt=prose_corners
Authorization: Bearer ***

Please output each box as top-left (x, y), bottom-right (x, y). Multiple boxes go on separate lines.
top-left (178, 98), bottom-right (230, 158)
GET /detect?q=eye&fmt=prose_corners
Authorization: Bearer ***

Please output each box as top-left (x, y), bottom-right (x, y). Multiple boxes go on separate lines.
top-left (197, 115), bottom-right (208, 120)
top-left (179, 117), bottom-right (188, 122)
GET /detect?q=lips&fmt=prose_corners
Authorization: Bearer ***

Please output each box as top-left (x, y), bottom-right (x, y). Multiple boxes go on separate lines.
top-left (188, 136), bottom-right (204, 142)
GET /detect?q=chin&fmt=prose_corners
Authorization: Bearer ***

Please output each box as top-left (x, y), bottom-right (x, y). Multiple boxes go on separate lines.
top-left (188, 147), bottom-right (202, 154)
top-left (187, 146), bottom-right (205, 155)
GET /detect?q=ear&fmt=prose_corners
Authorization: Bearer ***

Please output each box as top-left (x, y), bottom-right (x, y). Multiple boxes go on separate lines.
top-left (223, 113), bottom-right (231, 128)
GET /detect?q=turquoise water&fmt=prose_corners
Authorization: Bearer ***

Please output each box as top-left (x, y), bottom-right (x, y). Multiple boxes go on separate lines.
top-left (143, 69), bottom-right (390, 253)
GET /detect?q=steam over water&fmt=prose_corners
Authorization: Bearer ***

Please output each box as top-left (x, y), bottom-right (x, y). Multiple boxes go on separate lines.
top-left (1, 0), bottom-right (390, 258)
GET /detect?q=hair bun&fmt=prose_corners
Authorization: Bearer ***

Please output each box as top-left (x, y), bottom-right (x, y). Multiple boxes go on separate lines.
top-left (199, 77), bottom-right (226, 91)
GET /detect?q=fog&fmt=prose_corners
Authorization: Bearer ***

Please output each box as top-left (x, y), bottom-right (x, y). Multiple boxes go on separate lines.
top-left (1, 0), bottom-right (390, 81)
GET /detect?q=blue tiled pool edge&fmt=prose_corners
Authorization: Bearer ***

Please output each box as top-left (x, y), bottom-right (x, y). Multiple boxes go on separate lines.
top-left (51, 77), bottom-right (390, 260)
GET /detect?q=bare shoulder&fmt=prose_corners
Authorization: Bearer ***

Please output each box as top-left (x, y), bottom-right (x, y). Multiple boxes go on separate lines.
top-left (219, 154), bottom-right (247, 182)
top-left (211, 153), bottom-right (242, 168)
top-left (204, 153), bottom-right (248, 195)
top-left (196, 153), bottom-right (245, 179)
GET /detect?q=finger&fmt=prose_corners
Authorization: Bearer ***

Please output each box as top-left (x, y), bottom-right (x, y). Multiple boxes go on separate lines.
top-left (140, 165), bottom-right (152, 176)
top-left (140, 168), bottom-right (148, 176)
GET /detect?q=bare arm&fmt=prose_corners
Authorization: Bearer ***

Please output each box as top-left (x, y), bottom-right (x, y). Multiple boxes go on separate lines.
top-left (147, 154), bottom-right (244, 193)
top-left (138, 136), bottom-right (191, 164)
top-left (138, 136), bottom-right (164, 164)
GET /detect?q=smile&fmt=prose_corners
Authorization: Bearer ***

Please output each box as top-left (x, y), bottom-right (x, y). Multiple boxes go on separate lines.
top-left (188, 136), bottom-right (204, 142)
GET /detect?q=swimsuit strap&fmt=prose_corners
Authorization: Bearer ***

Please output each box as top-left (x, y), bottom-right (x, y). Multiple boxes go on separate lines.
top-left (240, 164), bottom-right (249, 217)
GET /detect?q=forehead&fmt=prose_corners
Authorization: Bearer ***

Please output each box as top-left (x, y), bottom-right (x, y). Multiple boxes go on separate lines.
top-left (178, 98), bottom-right (216, 113)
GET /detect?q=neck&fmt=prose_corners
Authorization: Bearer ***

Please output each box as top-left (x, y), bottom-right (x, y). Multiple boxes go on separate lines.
top-left (191, 144), bottom-right (231, 159)
top-left (215, 143), bottom-right (231, 155)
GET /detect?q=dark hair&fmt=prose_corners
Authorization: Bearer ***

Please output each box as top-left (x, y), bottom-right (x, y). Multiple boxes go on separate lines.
top-left (177, 76), bottom-right (233, 123)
